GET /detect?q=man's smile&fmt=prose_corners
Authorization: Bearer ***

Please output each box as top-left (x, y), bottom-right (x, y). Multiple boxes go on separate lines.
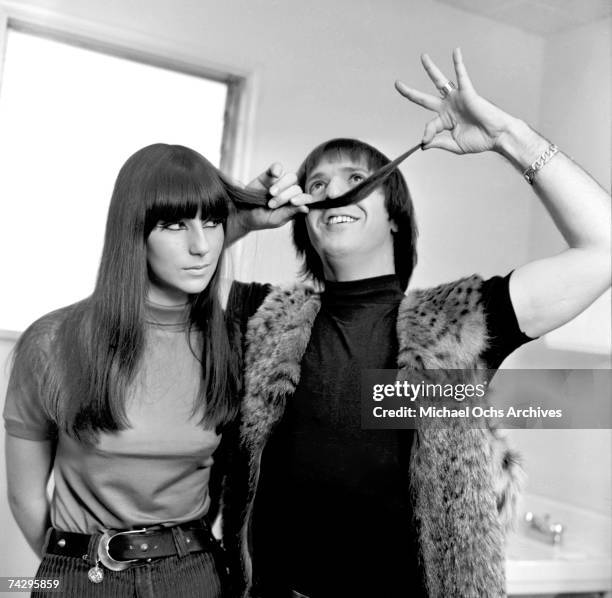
top-left (326, 214), bottom-right (359, 225)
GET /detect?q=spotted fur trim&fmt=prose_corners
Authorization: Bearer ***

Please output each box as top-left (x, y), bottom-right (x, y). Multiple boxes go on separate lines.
top-left (222, 276), bottom-right (523, 597)
top-left (221, 286), bottom-right (322, 596)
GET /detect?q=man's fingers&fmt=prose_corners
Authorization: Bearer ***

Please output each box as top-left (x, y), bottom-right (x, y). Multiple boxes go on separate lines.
top-left (267, 204), bottom-right (309, 225)
top-left (422, 116), bottom-right (445, 145)
top-left (256, 162), bottom-right (285, 188)
top-left (452, 47), bottom-right (474, 92)
top-left (394, 81), bottom-right (441, 112)
top-left (268, 183), bottom-right (303, 208)
top-left (247, 162), bottom-right (285, 192)
top-left (267, 162), bottom-right (283, 178)
top-left (268, 193), bottom-right (316, 213)
top-left (269, 172), bottom-right (298, 196)
top-left (421, 53), bottom-right (451, 90)
top-left (422, 131), bottom-right (462, 153)
top-left (289, 193), bottom-right (314, 207)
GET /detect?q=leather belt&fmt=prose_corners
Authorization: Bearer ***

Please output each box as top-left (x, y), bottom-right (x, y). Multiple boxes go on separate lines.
top-left (46, 519), bottom-right (218, 570)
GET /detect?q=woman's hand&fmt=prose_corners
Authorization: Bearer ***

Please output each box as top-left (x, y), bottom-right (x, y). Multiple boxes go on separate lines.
top-left (395, 48), bottom-right (519, 155)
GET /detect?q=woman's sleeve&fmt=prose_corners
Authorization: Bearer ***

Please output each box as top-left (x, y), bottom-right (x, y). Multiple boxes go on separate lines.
top-left (3, 321), bottom-right (58, 441)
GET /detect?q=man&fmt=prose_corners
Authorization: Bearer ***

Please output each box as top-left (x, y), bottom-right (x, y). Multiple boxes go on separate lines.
top-left (221, 49), bottom-right (611, 597)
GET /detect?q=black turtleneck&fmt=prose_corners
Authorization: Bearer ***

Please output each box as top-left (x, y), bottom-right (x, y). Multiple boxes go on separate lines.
top-left (227, 272), bottom-right (532, 598)
top-left (250, 275), bottom-right (426, 598)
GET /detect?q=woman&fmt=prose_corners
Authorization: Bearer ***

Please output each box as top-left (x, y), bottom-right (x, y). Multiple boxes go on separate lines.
top-left (3, 143), bottom-right (286, 597)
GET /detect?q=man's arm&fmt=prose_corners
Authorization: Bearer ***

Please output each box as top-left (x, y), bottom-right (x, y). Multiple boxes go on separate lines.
top-left (498, 122), bottom-right (610, 338)
top-left (396, 48), bottom-right (611, 338)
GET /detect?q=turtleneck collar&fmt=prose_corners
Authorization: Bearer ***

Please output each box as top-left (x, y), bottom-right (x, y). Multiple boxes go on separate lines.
top-left (145, 299), bottom-right (190, 332)
top-left (322, 274), bottom-right (404, 308)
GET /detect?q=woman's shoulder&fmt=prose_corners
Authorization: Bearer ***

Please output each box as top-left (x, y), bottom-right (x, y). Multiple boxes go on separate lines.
top-left (17, 299), bottom-right (90, 357)
top-left (5, 302), bottom-right (89, 441)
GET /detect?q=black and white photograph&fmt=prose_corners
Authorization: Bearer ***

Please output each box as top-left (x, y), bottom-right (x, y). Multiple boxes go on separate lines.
top-left (0, 0), bottom-right (610, 597)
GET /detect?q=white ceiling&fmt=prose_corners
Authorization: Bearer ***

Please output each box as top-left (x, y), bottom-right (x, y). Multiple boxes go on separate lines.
top-left (434, 0), bottom-right (612, 35)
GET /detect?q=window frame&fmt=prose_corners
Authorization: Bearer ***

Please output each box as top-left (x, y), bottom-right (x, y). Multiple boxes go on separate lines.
top-left (0, 5), bottom-right (256, 338)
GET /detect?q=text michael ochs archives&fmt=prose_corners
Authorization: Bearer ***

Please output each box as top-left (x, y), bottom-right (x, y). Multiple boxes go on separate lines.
top-left (372, 379), bottom-right (562, 419)
top-left (360, 370), bottom-right (612, 430)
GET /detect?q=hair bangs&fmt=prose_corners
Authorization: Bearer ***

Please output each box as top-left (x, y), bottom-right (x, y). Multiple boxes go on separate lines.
top-left (51, 142), bottom-right (240, 442)
top-left (144, 147), bottom-right (230, 237)
top-left (297, 138), bottom-right (390, 188)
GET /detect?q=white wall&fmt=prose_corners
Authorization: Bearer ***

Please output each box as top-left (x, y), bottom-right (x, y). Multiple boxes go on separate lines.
top-left (504, 17), bottom-right (612, 517)
top-left (2, 0), bottom-right (545, 286)
top-left (232, 0), bottom-right (546, 287)
top-left (0, 0), bottom-right (609, 580)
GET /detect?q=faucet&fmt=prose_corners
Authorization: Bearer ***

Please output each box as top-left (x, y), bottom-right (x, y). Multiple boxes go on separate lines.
top-left (524, 511), bottom-right (564, 545)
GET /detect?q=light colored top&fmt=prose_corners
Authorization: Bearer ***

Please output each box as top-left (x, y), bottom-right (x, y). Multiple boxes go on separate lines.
top-left (3, 301), bottom-right (220, 533)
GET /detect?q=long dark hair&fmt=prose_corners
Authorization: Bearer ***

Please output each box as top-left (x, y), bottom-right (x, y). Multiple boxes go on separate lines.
top-left (37, 144), bottom-right (251, 442)
top-left (293, 138), bottom-right (418, 290)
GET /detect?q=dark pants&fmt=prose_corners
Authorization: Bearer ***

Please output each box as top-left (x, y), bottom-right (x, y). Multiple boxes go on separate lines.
top-left (32, 551), bottom-right (224, 598)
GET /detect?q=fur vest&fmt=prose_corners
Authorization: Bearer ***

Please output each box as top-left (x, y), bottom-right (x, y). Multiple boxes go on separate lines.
top-left (222, 275), bottom-right (523, 598)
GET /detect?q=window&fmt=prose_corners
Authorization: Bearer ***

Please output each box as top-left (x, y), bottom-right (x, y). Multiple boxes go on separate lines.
top-left (0, 26), bottom-right (242, 332)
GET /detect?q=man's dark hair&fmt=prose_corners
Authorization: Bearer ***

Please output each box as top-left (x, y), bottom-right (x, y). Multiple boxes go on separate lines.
top-left (293, 138), bottom-right (418, 290)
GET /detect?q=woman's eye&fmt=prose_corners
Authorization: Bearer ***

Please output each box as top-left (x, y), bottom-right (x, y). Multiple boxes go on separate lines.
top-left (202, 220), bottom-right (221, 229)
top-left (158, 221), bottom-right (184, 231)
top-left (349, 173), bottom-right (365, 185)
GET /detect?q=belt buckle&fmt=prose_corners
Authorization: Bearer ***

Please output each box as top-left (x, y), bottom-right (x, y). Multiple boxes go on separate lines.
top-left (97, 528), bottom-right (147, 572)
